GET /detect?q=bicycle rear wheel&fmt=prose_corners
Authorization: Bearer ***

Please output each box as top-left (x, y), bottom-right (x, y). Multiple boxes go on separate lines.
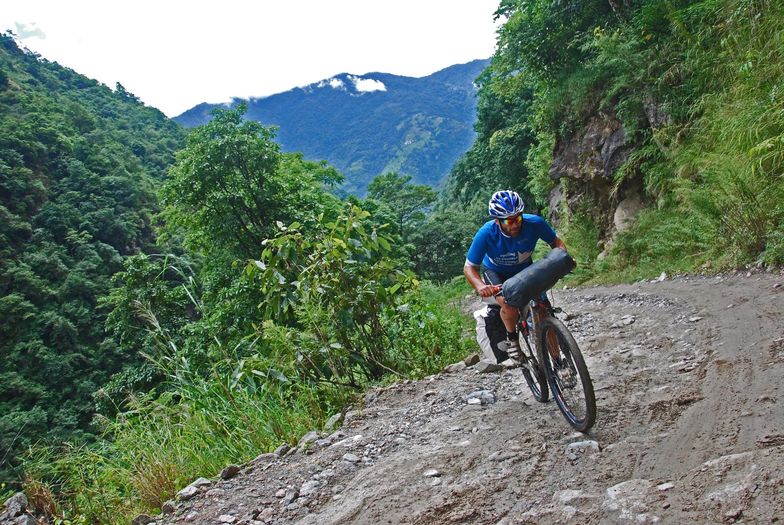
top-left (518, 304), bottom-right (548, 402)
top-left (539, 317), bottom-right (596, 432)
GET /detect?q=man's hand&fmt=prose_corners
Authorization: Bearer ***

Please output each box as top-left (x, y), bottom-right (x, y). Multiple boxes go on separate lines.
top-left (477, 284), bottom-right (501, 298)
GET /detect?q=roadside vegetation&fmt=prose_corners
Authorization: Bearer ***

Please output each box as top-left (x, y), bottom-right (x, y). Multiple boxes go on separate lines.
top-left (13, 106), bottom-right (473, 524)
top-left (438, 0), bottom-right (784, 284)
top-left (3, 1), bottom-right (783, 522)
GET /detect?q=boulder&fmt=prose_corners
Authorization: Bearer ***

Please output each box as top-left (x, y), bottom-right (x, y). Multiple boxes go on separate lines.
top-left (613, 192), bottom-right (643, 233)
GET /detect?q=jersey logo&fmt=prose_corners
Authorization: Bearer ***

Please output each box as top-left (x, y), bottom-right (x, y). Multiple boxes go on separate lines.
top-left (489, 251), bottom-right (532, 266)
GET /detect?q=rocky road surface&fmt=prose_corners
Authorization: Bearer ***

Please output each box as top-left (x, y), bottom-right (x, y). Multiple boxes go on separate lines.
top-left (154, 272), bottom-right (784, 525)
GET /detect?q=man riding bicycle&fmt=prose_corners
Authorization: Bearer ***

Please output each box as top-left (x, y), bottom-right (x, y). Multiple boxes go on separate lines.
top-left (463, 190), bottom-right (567, 359)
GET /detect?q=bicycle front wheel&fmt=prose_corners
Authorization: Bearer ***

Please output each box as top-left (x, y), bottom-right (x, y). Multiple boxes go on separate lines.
top-left (518, 304), bottom-right (548, 402)
top-left (539, 317), bottom-right (596, 432)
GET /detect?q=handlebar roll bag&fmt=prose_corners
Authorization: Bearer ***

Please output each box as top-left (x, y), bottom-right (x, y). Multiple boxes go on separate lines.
top-left (501, 248), bottom-right (576, 308)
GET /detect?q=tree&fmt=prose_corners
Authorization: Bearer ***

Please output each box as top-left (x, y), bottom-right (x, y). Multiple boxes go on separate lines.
top-left (161, 104), bottom-right (286, 259)
top-left (367, 172), bottom-right (436, 238)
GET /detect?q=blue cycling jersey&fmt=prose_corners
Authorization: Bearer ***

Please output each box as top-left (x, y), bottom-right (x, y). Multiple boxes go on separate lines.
top-left (465, 215), bottom-right (557, 278)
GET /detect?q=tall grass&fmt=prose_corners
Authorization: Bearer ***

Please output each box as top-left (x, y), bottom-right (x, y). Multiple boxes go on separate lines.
top-left (568, 0), bottom-right (784, 277)
top-left (674, 0), bottom-right (784, 265)
top-left (20, 282), bottom-right (471, 524)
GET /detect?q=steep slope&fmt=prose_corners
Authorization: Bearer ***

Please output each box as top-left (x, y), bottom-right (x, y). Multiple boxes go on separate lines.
top-left (174, 59), bottom-right (489, 194)
top-left (148, 271), bottom-right (784, 524)
top-left (0, 34), bottom-right (185, 480)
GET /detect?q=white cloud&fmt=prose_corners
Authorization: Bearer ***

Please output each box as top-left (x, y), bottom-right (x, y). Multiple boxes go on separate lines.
top-left (352, 77), bottom-right (386, 92)
top-left (314, 77), bottom-right (346, 91)
top-left (13, 22), bottom-right (45, 40)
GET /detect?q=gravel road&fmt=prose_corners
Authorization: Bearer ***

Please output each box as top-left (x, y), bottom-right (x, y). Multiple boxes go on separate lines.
top-left (156, 271), bottom-right (784, 525)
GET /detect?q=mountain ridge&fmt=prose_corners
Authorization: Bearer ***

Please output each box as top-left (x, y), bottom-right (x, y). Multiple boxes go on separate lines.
top-left (174, 59), bottom-right (490, 194)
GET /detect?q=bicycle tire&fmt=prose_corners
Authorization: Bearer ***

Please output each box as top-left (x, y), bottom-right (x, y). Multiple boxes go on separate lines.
top-left (539, 317), bottom-right (596, 432)
top-left (518, 304), bottom-right (548, 402)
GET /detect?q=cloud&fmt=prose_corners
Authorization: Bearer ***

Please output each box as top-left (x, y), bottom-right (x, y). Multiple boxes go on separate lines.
top-left (350, 76), bottom-right (386, 92)
top-left (314, 77), bottom-right (346, 91)
top-left (14, 22), bottom-right (46, 40)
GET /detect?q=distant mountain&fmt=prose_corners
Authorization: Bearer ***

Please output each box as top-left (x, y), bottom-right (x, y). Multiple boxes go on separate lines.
top-left (174, 59), bottom-right (490, 194)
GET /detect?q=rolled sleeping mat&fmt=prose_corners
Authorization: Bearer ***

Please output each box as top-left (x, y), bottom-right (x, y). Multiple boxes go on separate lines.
top-left (501, 248), bottom-right (576, 309)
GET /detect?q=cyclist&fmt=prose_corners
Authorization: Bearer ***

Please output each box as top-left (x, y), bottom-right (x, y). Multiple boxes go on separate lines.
top-left (463, 190), bottom-right (567, 359)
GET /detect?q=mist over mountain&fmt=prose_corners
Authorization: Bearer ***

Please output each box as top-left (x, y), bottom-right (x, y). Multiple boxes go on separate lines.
top-left (174, 59), bottom-right (490, 194)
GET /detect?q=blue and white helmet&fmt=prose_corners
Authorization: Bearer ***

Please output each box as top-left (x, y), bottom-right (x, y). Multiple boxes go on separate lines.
top-left (488, 190), bottom-right (525, 218)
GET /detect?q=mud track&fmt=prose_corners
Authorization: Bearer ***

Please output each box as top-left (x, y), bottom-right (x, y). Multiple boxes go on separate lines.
top-left (160, 272), bottom-right (784, 524)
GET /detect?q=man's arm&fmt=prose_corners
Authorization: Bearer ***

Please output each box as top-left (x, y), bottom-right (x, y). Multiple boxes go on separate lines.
top-left (550, 236), bottom-right (567, 251)
top-left (463, 262), bottom-right (498, 298)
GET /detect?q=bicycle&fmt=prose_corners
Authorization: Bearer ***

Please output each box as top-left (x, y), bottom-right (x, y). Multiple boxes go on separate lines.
top-left (490, 287), bottom-right (597, 432)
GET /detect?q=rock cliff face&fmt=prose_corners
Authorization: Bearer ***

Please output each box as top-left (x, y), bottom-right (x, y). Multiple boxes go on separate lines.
top-left (547, 109), bottom-right (644, 252)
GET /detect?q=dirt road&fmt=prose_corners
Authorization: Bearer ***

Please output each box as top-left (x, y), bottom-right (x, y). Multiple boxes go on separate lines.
top-left (159, 272), bottom-right (784, 524)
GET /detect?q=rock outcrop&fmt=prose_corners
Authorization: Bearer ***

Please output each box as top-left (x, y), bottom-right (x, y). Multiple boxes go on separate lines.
top-left (547, 108), bottom-right (645, 249)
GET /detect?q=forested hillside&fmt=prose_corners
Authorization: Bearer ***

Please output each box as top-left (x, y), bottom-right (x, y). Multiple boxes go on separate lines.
top-left (0, 33), bottom-right (186, 482)
top-left (174, 60), bottom-right (489, 194)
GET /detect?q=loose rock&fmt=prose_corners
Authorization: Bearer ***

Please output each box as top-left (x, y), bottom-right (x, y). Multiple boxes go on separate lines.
top-left (463, 353), bottom-right (481, 366)
top-left (476, 361), bottom-right (504, 373)
top-left (565, 440), bottom-right (600, 454)
top-left (300, 480), bottom-right (321, 497)
top-left (132, 514), bottom-right (155, 525)
top-left (342, 453), bottom-right (360, 463)
top-left (443, 361), bottom-right (467, 373)
top-left (283, 489), bottom-right (299, 505)
top-left (298, 431), bottom-right (321, 447)
top-left (324, 412), bottom-right (343, 431)
top-left (3, 493), bottom-right (27, 517)
top-left (254, 452), bottom-right (279, 464)
top-left (220, 464), bottom-right (241, 480)
top-left (466, 390), bottom-right (496, 405)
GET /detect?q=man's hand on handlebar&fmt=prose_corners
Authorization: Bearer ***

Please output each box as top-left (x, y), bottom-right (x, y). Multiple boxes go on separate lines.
top-left (477, 284), bottom-right (502, 298)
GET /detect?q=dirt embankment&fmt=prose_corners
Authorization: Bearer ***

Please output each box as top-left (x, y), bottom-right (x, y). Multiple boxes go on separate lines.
top-left (147, 272), bottom-right (784, 525)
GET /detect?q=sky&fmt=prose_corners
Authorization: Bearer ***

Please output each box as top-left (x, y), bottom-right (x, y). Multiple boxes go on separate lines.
top-left (1, 1), bottom-right (502, 117)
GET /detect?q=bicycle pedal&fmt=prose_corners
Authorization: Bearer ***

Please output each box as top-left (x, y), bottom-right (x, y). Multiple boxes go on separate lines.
top-left (552, 307), bottom-right (563, 314)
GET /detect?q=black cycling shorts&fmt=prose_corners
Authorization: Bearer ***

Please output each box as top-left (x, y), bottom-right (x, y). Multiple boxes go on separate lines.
top-left (481, 268), bottom-right (507, 286)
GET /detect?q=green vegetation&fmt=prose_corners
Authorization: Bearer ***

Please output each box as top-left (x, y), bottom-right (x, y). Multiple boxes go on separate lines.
top-left (4, 0), bottom-right (784, 520)
top-left (11, 104), bottom-right (472, 524)
top-left (0, 33), bottom-right (185, 483)
top-left (441, 0), bottom-right (783, 283)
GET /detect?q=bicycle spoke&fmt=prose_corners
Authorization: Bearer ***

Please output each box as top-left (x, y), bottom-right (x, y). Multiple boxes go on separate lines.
top-left (541, 317), bottom-right (596, 432)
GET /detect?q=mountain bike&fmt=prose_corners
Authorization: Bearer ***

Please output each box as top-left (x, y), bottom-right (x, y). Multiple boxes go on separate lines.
top-left (491, 287), bottom-right (597, 432)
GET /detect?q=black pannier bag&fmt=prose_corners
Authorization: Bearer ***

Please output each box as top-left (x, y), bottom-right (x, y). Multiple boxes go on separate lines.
top-left (501, 248), bottom-right (576, 308)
